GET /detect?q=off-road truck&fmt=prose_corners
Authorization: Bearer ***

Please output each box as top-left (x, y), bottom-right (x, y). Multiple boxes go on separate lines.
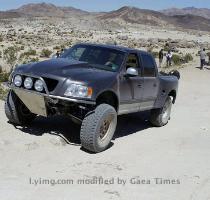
top-left (5, 43), bottom-right (179, 153)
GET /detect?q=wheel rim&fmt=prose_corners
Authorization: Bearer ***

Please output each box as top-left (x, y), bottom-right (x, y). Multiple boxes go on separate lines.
top-left (99, 115), bottom-right (113, 141)
top-left (162, 101), bottom-right (172, 124)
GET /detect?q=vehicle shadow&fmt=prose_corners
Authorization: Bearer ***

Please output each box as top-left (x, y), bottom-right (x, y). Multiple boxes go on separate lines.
top-left (114, 111), bottom-right (151, 139)
top-left (14, 116), bottom-right (81, 145)
top-left (13, 111), bottom-right (152, 145)
top-left (196, 66), bottom-right (210, 70)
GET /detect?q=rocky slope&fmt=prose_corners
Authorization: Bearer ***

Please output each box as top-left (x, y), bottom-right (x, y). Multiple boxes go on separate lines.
top-left (98, 6), bottom-right (167, 26)
top-left (0, 11), bottom-right (24, 19)
top-left (161, 7), bottom-right (210, 19)
top-left (9, 2), bottom-right (88, 17)
top-left (99, 6), bottom-right (210, 31)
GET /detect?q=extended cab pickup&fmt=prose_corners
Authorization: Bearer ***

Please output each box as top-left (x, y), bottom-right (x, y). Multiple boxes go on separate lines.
top-left (5, 43), bottom-right (179, 153)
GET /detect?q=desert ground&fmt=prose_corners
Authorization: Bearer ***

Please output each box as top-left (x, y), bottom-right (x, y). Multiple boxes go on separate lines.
top-left (0, 61), bottom-right (210, 199)
top-left (1, 16), bottom-right (210, 72)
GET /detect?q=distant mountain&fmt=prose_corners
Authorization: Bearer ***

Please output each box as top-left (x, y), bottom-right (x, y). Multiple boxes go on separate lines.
top-left (168, 14), bottom-right (210, 31)
top-left (161, 7), bottom-right (210, 19)
top-left (99, 6), bottom-right (167, 26)
top-left (0, 11), bottom-right (24, 18)
top-left (99, 6), bottom-right (210, 31)
top-left (9, 2), bottom-right (88, 17)
top-left (1, 3), bottom-right (210, 31)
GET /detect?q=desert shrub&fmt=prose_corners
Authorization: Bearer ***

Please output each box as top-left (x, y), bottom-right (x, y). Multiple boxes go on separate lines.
top-left (3, 46), bottom-right (18, 71)
top-left (0, 85), bottom-right (8, 100)
top-left (184, 53), bottom-right (193, 62)
top-left (20, 49), bottom-right (37, 58)
top-left (164, 43), bottom-right (170, 52)
top-left (22, 57), bottom-right (39, 64)
top-left (60, 45), bottom-right (66, 49)
top-left (147, 46), bottom-right (154, 53)
top-left (172, 54), bottom-right (182, 65)
top-left (26, 49), bottom-right (36, 56)
top-left (164, 47), bottom-right (170, 52)
top-left (53, 46), bottom-right (60, 50)
top-left (151, 51), bottom-right (159, 58)
top-left (41, 49), bottom-right (52, 58)
top-left (0, 72), bottom-right (10, 82)
top-left (19, 52), bottom-right (28, 60)
top-left (30, 57), bottom-right (39, 62)
top-left (0, 50), bottom-right (2, 58)
top-left (197, 50), bottom-right (201, 56)
top-left (0, 65), bottom-right (2, 73)
top-left (66, 41), bottom-right (73, 47)
top-left (0, 34), bottom-right (3, 42)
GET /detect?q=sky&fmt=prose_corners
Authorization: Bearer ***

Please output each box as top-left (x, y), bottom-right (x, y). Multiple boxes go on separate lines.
top-left (0, 0), bottom-right (210, 11)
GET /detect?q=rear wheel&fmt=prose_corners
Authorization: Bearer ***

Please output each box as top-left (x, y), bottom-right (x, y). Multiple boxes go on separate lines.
top-left (80, 104), bottom-right (117, 153)
top-left (150, 96), bottom-right (172, 127)
top-left (4, 90), bottom-right (36, 125)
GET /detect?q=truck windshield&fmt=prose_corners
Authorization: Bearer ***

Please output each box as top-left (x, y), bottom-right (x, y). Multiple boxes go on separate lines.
top-left (61, 45), bottom-right (125, 72)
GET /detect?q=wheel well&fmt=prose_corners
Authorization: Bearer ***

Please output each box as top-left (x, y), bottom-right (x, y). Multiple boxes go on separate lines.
top-left (96, 91), bottom-right (119, 111)
top-left (168, 90), bottom-right (176, 103)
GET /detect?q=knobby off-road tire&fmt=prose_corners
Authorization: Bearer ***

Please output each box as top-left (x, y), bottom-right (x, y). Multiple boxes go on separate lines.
top-left (4, 90), bottom-right (36, 125)
top-left (80, 104), bottom-right (117, 153)
top-left (150, 96), bottom-right (173, 127)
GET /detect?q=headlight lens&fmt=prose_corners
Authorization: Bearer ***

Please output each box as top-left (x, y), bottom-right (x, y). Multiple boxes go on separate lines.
top-left (24, 77), bottom-right (33, 89)
top-left (34, 80), bottom-right (44, 92)
top-left (13, 75), bottom-right (22, 87)
top-left (64, 84), bottom-right (92, 98)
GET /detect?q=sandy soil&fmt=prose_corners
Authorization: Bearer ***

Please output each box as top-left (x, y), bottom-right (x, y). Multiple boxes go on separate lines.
top-left (0, 63), bottom-right (210, 200)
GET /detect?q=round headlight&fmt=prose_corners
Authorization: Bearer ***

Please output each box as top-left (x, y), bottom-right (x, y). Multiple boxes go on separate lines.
top-left (14, 75), bottom-right (22, 87)
top-left (24, 77), bottom-right (33, 89)
top-left (34, 80), bottom-right (44, 92)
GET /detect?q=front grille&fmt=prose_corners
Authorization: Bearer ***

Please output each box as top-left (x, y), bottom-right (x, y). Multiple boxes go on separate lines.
top-left (42, 77), bottom-right (59, 92)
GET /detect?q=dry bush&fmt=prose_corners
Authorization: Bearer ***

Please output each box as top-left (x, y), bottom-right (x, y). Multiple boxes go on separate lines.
top-left (41, 49), bottom-right (53, 58)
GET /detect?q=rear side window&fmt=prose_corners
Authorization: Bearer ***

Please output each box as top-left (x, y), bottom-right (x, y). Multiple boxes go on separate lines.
top-left (71, 47), bottom-right (86, 60)
top-left (141, 54), bottom-right (156, 77)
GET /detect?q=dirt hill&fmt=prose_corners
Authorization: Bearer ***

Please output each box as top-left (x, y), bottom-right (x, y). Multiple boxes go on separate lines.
top-left (161, 7), bottom-right (210, 19)
top-left (9, 2), bottom-right (88, 17)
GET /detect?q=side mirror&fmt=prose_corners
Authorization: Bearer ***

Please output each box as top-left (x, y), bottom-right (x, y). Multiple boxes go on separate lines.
top-left (125, 67), bottom-right (138, 77)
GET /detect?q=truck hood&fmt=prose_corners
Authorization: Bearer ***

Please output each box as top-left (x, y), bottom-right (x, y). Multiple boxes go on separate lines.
top-left (15, 58), bottom-right (116, 83)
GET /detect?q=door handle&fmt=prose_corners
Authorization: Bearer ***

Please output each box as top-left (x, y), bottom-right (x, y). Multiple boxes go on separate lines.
top-left (138, 84), bottom-right (142, 88)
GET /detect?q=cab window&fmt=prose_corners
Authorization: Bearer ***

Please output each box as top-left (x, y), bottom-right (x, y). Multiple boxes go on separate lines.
top-left (141, 54), bottom-right (156, 77)
top-left (125, 53), bottom-right (141, 74)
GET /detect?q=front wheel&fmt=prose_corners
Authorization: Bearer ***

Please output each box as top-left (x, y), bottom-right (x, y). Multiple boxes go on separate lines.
top-left (4, 90), bottom-right (36, 125)
top-left (80, 104), bottom-right (117, 153)
top-left (150, 96), bottom-right (173, 127)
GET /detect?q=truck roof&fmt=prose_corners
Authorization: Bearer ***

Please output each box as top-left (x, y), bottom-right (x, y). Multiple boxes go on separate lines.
top-left (78, 43), bottom-right (148, 54)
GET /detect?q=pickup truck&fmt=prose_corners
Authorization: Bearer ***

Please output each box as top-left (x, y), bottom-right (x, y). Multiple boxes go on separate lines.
top-left (5, 43), bottom-right (179, 153)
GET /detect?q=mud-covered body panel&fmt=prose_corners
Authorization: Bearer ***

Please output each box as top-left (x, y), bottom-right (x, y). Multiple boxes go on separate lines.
top-left (154, 75), bottom-right (178, 108)
top-left (14, 58), bottom-right (118, 101)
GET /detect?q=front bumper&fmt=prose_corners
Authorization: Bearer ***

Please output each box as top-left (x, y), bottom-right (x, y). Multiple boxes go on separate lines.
top-left (10, 85), bottom-right (96, 117)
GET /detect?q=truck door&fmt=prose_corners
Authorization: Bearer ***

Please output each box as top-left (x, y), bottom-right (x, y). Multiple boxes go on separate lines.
top-left (119, 53), bottom-right (144, 114)
top-left (139, 53), bottom-right (159, 110)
